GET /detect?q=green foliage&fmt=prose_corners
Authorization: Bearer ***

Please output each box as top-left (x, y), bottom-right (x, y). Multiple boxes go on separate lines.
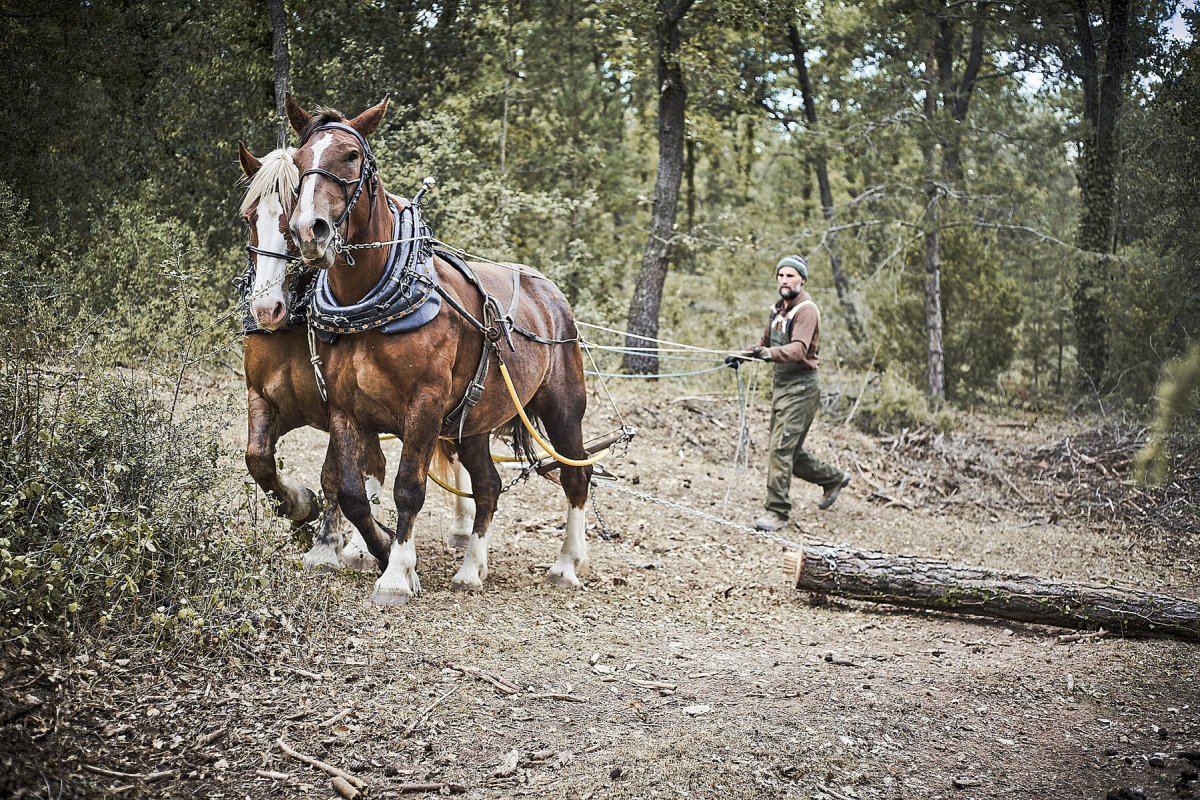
top-left (0, 184), bottom-right (267, 650)
top-left (851, 363), bottom-right (954, 434)
top-left (1134, 339), bottom-right (1200, 485)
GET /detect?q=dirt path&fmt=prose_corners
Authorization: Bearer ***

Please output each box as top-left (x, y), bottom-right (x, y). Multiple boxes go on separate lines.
top-left (3, 377), bottom-right (1198, 799)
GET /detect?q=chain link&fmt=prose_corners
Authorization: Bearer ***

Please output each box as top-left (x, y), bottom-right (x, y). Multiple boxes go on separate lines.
top-left (590, 480), bottom-right (805, 551)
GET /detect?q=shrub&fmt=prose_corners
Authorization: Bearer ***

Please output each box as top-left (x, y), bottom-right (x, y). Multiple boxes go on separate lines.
top-left (851, 363), bottom-right (955, 434)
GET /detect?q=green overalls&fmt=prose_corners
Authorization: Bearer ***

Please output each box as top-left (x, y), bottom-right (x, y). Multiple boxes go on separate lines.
top-left (764, 308), bottom-right (842, 518)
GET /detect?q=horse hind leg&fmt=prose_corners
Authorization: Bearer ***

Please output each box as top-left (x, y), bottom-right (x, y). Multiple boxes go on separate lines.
top-left (528, 393), bottom-right (591, 588)
top-left (302, 435), bottom-right (349, 571)
top-left (433, 439), bottom-right (475, 550)
top-left (341, 436), bottom-right (386, 573)
top-left (450, 434), bottom-right (498, 590)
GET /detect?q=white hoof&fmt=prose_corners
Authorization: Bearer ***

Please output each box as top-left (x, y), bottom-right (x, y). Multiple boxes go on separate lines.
top-left (302, 542), bottom-right (342, 571)
top-left (450, 569), bottom-right (483, 591)
top-left (341, 530), bottom-right (379, 573)
top-left (547, 557), bottom-right (582, 588)
top-left (370, 587), bottom-right (413, 605)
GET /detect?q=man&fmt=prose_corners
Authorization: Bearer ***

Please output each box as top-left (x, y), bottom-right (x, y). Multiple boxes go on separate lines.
top-left (733, 255), bottom-right (849, 532)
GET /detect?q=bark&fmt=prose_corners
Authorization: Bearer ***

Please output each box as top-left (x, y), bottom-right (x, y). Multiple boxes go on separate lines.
top-left (935, 5), bottom-right (987, 182)
top-left (1071, 0), bottom-right (1132, 390)
top-left (268, 0), bottom-right (290, 148)
top-left (786, 23), bottom-right (865, 344)
top-left (785, 544), bottom-right (1200, 641)
top-left (922, 39), bottom-right (946, 399)
top-left (622, 0), bottom-right (695, 375)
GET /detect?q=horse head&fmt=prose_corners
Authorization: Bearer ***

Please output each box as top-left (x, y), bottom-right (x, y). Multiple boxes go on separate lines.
top-left (238, 142), bottom-right (302, 331)
top-left (286, 94), bottom-right (389, 271)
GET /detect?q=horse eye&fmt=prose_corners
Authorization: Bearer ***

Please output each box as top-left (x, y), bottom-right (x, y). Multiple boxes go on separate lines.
top-left (347, 151), bottom-right (359, 163)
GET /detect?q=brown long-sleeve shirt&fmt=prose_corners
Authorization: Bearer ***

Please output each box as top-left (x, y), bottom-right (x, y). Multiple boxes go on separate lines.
top-left (757, 290), bottom-right (820, 371)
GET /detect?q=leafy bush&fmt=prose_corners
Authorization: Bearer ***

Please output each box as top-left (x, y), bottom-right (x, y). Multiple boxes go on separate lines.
top-left (0, 184), bottom-right (269, 650)
top-left (851, 363), bottom-right (954, 434)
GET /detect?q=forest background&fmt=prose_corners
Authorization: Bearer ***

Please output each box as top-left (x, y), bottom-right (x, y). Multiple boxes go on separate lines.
top-left (0, 0), bottom-right (1197, 646)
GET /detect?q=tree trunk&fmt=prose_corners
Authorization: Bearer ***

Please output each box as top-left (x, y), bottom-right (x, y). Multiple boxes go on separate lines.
top-left (1071, 0), bottom-right (1132, 390)
top-left (922, 40), bottom-right (946, 399)
top-left (786, 23), bottom-right (865, 344)
top-left (784, 544), bottom-right (1200, 641)
top-left (622, 0), bottom-right (694, 375)
top-left (268, 0), bottom-right (290, 148)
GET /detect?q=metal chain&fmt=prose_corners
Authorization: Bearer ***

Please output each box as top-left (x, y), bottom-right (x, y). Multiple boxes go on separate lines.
top-left (590, 480), bottom-right (806, 551)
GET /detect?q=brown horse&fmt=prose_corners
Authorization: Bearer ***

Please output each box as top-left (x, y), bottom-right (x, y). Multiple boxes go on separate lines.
top-left (285, 95), bottom-right (592, 604)
top-left (238, 143), bottom-right (386, 572)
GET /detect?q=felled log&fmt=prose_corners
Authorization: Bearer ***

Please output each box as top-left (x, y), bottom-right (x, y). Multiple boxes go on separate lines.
top-left (783, 544), bottom-right (1200, 641)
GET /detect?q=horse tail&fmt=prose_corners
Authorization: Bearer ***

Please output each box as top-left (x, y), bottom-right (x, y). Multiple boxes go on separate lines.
top-left (499, 412), bottom-right (541, 467)
top-left (430, 438), bottom-right (455, 489)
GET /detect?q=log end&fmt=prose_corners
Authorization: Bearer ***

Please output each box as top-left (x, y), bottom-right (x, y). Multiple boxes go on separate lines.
top-left (783, 550), bottom-right (805, 587)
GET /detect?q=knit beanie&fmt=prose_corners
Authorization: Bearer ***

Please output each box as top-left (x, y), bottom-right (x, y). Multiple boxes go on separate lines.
top-left (775, 255), bottom-right (808, 279)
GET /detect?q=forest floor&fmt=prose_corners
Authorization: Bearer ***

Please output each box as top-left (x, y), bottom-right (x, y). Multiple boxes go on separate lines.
top-left (3, 370), bottom-right (1199, 800)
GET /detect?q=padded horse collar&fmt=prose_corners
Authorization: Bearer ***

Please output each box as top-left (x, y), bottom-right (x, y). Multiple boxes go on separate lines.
top-left (297, 121), bottom-right (379, 233)
top-left (307, 198), bottom-right (442, 342)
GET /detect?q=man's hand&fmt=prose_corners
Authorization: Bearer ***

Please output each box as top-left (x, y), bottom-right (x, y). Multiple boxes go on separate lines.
top-left (749, 346), bottom-right (770, 361)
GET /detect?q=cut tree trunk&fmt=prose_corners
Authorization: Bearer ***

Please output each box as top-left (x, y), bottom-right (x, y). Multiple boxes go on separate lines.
top-left (783, 543), bottom-right (1200, 641)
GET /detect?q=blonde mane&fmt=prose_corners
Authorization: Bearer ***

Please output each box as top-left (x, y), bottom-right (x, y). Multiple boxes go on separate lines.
top-left (239, 146), bottom-right (299, 216)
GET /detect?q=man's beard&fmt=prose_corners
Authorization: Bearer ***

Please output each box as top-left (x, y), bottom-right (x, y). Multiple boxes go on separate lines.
top-left (779, 286), bottom-right (799, 300)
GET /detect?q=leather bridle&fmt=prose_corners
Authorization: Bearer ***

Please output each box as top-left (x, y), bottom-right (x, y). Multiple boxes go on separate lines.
top-left (296, 121), bottom-right (379, 237)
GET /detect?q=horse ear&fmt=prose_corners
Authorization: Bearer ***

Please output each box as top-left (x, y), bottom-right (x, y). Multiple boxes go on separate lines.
top-left (238, 141), bottom-right (262, 177)
top-left (349, 94), bottom-right (389, 137)
top-left (285, 92), bottom-right (311, 134)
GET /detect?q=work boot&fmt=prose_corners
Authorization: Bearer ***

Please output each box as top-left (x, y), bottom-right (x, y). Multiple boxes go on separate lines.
top-left (754, 511), bottom-right (789, 532)
top-left (817, 474), bottom-right (851, 510)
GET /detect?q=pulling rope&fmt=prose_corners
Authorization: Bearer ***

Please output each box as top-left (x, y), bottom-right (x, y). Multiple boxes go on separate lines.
top-left (497, 360), bottom-right (608, 467)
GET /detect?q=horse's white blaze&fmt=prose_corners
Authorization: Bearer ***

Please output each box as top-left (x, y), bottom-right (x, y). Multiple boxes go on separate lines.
top-left (295, 132), bottom-right (333, 238)
top-left (548, 504), bottom-right (588, 588)
top-left (447, 460), bottom-right (475, 549)
top-left (452, 528), bottom-right (490, 589)
top-left (249, 192), bottom-right (290, 326)
top-left (373, 535), bottom-right (420, 604)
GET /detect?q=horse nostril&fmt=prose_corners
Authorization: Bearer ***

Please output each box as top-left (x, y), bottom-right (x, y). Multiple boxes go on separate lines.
top-left (312, 218), bottom-right (330, 242)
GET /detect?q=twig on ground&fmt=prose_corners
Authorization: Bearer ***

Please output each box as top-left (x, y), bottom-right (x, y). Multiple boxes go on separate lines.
top-left (527, 693), bottom-right (588, 703)
top-left (255, 770), bottom-right (291, 781)
top-left (331, 775), bottom-right (361, 799)
top-left (402, 685), bottom-right (461, 738)
top-left (397, 783), bottom-right (467, 794)
top-left (319, 708), bottom-right (353, 727)
top-left (446, 663), bottom-right (519, 694)
top-left (196, 726), bottom-right (227, 746)
top-left (82, 765), bottom-right (177, 782)
top-left (277, 736), bottom-right (366, 789)
top-left (1057, 628), bottom-right (1109, 644)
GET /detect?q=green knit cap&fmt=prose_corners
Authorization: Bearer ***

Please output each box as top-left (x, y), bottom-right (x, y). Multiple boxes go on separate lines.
top-left (775, 255), bottom-right (808, 279)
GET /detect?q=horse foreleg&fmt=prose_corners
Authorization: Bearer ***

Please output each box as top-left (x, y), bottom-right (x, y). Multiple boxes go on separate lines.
top-left (450, 435), bottom-right (499, 590)
top-left (342, 436), bottom-right (385, 573)
top-left (373, 420), bottom-right (440, 605)
top-left (245, 392), bottom-right (318, 524)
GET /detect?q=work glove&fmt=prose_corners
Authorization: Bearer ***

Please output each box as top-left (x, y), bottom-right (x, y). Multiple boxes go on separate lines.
top-left (749, 345), bottom-right (770, 361)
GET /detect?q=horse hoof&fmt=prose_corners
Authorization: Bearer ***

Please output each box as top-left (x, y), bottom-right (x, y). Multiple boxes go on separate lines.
top-left (546, 570), bottom-right (581, 589)
top-left (287, 488), bottom-right (320, 524)
top-left (342, 554), bottom-right (380, 573)
top-left (302, 551), bottom-right (342, 571)
top-left (370, 589), bottom-right (413, 606)
top-left (446, 533), bottom-right (471, 551)
top-left (451, 577), bottom-right (483, 592)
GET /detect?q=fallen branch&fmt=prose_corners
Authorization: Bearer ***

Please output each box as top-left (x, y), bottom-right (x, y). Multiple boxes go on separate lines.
top-left (1057, 628), bottom-right (1109, 644)
top-left (255, 769), bottom-right (291, 781)
top-left (446, 663), bottom-right (519, 694)
top-left (402, 685), bottom-right (461, 738)
top-left (784, 544), bottom-right (1200, 641)
top-left (527, 693), bottom-right (588, 703)
top-left (319, 708), bottom-right (353, 727)
top-left (331, 775), bottom-right (361, 799)
top-left (82, 765), bottom-right (177, 782)
top-left (397, 783), bottom-right (467, 794)
top-left (277, 736), bottom-right (366, 789)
